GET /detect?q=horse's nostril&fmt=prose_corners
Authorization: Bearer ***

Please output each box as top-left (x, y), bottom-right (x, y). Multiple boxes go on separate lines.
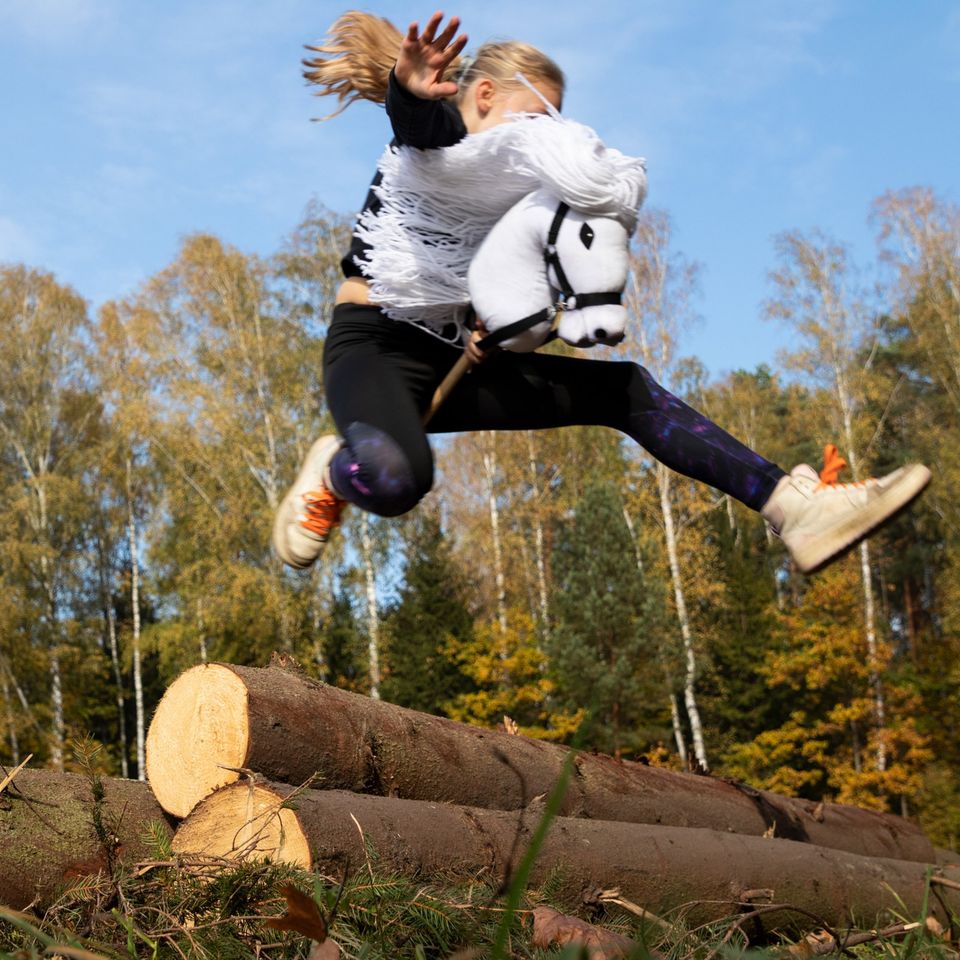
top-left (594, 329), bottom-right (607, 342)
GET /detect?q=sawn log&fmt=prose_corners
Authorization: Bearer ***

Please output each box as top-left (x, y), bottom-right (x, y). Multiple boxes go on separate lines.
top-left (172, 779), bottom-right (960, 930)
top-left (146, 663), bottom-right (934, 863)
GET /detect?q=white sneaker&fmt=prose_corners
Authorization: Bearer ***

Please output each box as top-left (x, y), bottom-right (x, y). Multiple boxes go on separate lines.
top-left (761, 445), bottom-right (931, 573)
top-left (273, 435), bottom-right (346, 570)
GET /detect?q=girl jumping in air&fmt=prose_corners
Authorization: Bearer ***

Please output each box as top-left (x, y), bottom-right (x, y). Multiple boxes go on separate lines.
top-left (273, 9), bottom-right (929, 576)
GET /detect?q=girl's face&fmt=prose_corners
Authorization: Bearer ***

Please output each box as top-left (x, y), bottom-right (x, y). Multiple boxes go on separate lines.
top-left (462, 79), bottom-right (563, 133)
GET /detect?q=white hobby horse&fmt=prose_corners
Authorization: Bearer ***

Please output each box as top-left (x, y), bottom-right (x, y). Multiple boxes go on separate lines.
top-left (355, 102), bottom-right (647, 357)
top-left (467, 187), bottom-right (631, 353)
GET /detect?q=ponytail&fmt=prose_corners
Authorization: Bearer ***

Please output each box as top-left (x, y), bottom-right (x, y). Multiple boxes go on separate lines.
top-left (303, 11), bottom-right (406, 116)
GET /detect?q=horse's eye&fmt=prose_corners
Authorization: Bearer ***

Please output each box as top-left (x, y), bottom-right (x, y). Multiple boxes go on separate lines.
top-left (579, 223), bottom-right (595, 249)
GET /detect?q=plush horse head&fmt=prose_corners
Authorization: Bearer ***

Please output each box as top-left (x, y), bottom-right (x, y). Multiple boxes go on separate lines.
top-left (467, 188), bottom-right (630, 353)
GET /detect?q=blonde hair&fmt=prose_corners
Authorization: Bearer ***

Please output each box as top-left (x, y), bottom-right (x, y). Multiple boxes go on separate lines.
top-left (303, 11), bottom-right (565, 117)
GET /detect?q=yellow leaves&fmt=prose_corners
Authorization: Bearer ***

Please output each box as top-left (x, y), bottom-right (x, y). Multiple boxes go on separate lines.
top-left (442, 607), bottom-right (591, 740)
top-left (444, 611), bottom-right (548, 714)
top-left (725, 551), bottom-right (934, 811)
top-left (721, 713), bottom-right (829, 796)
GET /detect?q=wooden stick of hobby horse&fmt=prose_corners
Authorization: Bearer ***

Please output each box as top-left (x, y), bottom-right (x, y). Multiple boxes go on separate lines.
top-left (423, 309), bottom-right (564, 425)
top-left (423, 352), bottom-right (474, 425)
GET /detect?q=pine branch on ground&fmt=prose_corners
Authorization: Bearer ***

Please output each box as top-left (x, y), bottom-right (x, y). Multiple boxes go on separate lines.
top-left (0, 854), bottom-right (955, 959)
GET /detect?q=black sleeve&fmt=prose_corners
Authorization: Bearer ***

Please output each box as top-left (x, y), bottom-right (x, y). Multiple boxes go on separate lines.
top-left (385, 68), bottom-right (467, 148)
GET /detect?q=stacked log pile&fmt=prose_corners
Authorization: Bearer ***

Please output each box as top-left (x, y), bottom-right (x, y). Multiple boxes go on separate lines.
top-left (143, 662), bottom-right (960, 928)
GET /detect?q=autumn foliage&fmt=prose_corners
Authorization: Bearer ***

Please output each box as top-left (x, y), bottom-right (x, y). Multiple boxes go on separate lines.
top-left (1, 188), bottom-right (959, 851)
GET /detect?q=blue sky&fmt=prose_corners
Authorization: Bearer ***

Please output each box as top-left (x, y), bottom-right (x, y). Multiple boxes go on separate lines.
top-left (2, 0), bottom-right (958, 376)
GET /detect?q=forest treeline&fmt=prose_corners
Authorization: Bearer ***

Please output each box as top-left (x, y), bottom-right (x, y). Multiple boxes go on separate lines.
top-left (2, 187), bottom-right (959, 846)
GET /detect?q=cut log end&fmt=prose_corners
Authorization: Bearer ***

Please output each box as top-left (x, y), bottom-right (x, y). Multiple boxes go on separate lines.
top-left (172, 781), bottom-right (311, 868)
top-left (146, 663), bottom-right (251, 818)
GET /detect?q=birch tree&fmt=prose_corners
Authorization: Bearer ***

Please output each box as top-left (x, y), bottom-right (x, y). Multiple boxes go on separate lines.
top-left (0, 266), bottom-right (99, 769)
top-left (102, 231), bottom-right (334, 666)
top-left (765, 229), bottom-right (891, 773)
top-left (624, 210), bottom-right (712, 770)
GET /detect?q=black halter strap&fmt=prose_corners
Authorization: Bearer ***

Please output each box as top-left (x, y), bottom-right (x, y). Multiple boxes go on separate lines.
top-left (544, 202), bottom-right (624, 311)
top-left (476, 201), bottom-right (623, 352)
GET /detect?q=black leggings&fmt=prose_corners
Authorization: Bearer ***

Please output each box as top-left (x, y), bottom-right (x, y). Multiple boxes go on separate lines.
top-left (323, 304), bottom-right (785, 516)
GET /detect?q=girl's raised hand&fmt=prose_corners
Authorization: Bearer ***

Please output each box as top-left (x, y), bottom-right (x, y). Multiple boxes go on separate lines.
top-left (395, 11), bottom-right (468, 100)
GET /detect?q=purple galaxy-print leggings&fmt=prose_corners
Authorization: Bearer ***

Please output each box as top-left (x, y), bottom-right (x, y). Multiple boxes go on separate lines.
top-left (323, 304), bottom-right (786, 517)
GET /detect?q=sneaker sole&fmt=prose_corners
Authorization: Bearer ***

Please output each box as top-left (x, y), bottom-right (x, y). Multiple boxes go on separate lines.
top-left (792, 464), bottom-right (931, 574)
top-left (272, 435), bottom-right (343, 570)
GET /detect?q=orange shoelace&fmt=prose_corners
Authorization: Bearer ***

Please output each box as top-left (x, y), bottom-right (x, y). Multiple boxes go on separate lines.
top-left (819, 443), bottom-right (847, 484)
top-left (817, 443), bottom-right (871, 489)
top-left (299, 487), bottom-right (344, 538)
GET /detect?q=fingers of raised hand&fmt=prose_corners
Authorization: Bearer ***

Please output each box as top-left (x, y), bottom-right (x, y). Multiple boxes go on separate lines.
top-left (415, 12), bottom-right (463, 56)
top-left (433, 15), bottom-right (461, 49)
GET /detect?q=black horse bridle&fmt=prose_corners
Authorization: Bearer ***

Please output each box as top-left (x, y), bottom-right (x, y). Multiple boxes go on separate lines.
top-left (476, 201), bottom-right (624, 351)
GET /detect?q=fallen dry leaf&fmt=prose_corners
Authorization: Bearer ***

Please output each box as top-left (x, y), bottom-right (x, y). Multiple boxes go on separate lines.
top-left (265, 884), bottom-right (328, 940)
top-left (503, 716), bottom-right (520, 735)
top-left (786, 928), bottom-right (834, 958)
top-left (532, 905), bottom-right (640, 959)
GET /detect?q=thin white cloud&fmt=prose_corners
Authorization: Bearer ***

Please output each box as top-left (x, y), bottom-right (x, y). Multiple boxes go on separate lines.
top-left (0, 0), bottom-right (114, 43)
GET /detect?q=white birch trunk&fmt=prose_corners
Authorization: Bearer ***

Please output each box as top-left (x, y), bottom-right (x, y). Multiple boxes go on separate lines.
top-left (197, 596), bottom-right (208, 664)
top-left (361, 513), bottom-right (381, 699)
top-left (630, 261), bottom-right (705, 770)
top-left (623, 503), bottom-right (690, 768)
top-left (37, 483), bottom-right (64, 772)
top-left (126, 457), bottom-right (146, 781)
top-left (839, 379), bottom-right (888, 773)
top-left (859, 538), bottom-right (887, 770)
top-left (481, 432), bottom-right (508, 634)
top-left (0, 666), bottom-right (19, 765)
top-left (0, 656), bottom-right (37, 738)
top-left (96, 529), bottom-right (128, 778)
top-left (105, 599), bottom-right (129, 779)
top-left (657, 463), bottom-right (709, 771)
top-left (764, 525), bottom-right (787, 611)
top-left (526, 432), bottom-right (550, 637)
top-left (48, 647), bottom-right (64, 772)
top-left (669, 692), bottom-right (688, 768)
top-left (725, 495), bottom-right (741, 547)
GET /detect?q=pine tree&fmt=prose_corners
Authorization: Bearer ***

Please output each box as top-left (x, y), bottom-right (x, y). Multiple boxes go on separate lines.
top-left (380, 512), bottom-right (475, 714)
top-left (321, 589), bottom-right (368, 693)
top-left (548, 483), bottom-right (661, 757)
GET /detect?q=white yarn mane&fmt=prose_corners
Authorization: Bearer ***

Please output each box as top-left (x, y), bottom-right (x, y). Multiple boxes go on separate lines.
top-left (355, 113), bottom-right (647, 342)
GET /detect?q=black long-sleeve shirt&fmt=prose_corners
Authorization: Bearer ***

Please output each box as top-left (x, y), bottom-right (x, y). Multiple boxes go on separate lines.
top-left (340, 70), bottom-right (468, 278)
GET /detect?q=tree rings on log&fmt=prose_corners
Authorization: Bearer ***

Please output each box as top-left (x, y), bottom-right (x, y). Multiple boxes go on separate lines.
top-left (171, 780), bottom-right (310, 867)
top-left (146, 663), bottom-right (251, 817)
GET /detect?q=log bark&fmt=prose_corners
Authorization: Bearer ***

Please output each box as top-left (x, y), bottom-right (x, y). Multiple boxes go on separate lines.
top-left (146, 663), bottom-right (935, 863)
top-left (173, 780), bottom-right (960, 929)
top-left (0, 768), bottom-right (172, 909)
